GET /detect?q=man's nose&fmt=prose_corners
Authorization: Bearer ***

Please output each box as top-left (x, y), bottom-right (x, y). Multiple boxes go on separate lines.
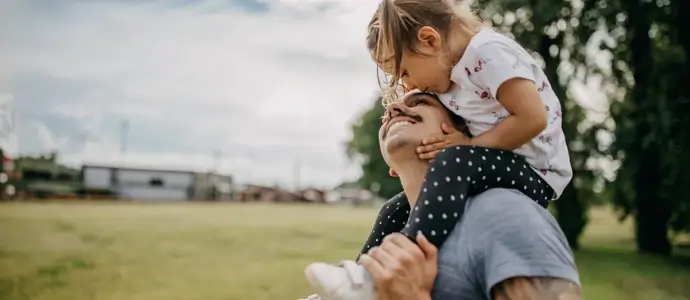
top-left (387, 101), bottom-right (407, 117)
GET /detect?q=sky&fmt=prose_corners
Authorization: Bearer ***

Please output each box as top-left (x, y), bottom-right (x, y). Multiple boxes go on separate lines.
top-left (0, 0), bottom-right (612, 189)
top-left (0, 0), bottom-right (388, 188)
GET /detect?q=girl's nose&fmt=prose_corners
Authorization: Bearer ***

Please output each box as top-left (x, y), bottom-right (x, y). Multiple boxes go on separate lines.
top-left (403, 82), bottom-right (416, 92)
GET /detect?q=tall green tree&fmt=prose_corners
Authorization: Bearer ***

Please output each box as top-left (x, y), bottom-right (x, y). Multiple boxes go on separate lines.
top-left (669, 0), bottom-right (690, 233)
top-left (578, 0), bottom-right (690, 254)
top-left (346, 97), bottom-right (402, 199)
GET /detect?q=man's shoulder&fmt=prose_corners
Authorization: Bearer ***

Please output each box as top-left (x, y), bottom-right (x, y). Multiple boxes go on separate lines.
top-left (460, 188), bottom-right (568, 253)
top-left (439, 188), bottom-right (563, 270)
top-left (464, 188), bottom-right (555, 225)
top-left (433, 189), bottom-right (578, 300)
top-left (462, 189), bottom-right (581, 295)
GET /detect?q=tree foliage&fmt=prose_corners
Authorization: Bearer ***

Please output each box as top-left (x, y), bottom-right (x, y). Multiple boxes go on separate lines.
top-left (345, 98), bottom-right (402, 199)
top-left (577, 0), bottom-right (690, 254)
top-left (345, 0), bottom-right (690, 254)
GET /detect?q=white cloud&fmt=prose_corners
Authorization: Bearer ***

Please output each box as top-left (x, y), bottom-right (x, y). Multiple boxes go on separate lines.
top-left (33, 121), bottom-right (58, 152)
top-left (0, 93), bottom-right (18, 156)
top-left (3, 0), bottom-right (385, 188)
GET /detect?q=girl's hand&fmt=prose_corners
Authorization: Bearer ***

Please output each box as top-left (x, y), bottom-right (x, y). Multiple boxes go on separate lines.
top-left (416, 123), bottom-right (471, 160)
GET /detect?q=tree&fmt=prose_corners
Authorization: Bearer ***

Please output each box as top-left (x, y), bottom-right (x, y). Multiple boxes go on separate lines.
top-left (578, 0), bottom-right (690, 254)
top-left (476, 0), bottom-right (602, 249)
top-left (345, 97), bottom-right (402, 199)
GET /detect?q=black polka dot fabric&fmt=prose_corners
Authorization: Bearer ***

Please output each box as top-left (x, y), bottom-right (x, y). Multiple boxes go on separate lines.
top-left (358, 145), bottom-right (554, 257)
top-left (357, 192), bottom-right (410, 258)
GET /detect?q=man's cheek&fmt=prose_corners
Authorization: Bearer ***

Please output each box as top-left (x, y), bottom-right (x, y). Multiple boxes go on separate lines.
top-left (378, 128), bottom-right (386, 140)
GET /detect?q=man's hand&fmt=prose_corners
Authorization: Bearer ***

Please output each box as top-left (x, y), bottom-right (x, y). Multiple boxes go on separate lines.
top-left (492, 277), bottom-right (583, 300)
top-left (417, 123), bottom-right (471, 160)
top-left (359, 233), bottom-right (438, 300)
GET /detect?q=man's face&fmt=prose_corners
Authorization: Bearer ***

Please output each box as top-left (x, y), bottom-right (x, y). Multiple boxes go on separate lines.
top-left (378, 91), bottom-right (453, 166)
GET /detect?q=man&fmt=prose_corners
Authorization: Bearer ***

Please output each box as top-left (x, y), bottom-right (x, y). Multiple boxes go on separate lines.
top-left (359, 91), bottom-right (582, 299)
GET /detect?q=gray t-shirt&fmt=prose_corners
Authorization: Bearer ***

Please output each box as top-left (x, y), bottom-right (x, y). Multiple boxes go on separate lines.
top-left (432, 188), bottom-right (580, 300)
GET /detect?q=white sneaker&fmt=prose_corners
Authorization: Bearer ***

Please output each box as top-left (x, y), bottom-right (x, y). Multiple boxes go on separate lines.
top-left (304, 260), bottom-right (377, 300)
top-left (298, 294), bottom-right (323, 300)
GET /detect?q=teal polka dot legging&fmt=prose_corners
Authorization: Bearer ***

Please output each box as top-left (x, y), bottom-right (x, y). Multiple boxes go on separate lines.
top-left (358, 145), bottom-right (554, 257)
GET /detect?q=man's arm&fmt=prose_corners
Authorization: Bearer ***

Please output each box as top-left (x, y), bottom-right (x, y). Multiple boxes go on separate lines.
top-left (491, 276), bottom-right (583, 300)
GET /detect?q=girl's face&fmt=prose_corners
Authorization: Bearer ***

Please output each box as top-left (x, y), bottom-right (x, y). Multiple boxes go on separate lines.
top-left (398, 49), bottom-right (452, 94)
top-left (383, 26), bottom-right (454, 94)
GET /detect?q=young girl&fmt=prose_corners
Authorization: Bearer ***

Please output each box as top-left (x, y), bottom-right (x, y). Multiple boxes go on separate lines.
top-left (303, 0), bottom-right (572, 299)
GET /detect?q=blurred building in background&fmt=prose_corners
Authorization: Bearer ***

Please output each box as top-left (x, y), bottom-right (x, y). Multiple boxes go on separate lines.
top-left (81, 164), bottom-right (234, 201)
top-left (193, 172), bottom-right (234, 201)
top-left (326, 182), bottom-right (380, 206)
top-left (235, 184), bottom-right (326, 203)
top-left (14, 153), bottom-right (79, 199)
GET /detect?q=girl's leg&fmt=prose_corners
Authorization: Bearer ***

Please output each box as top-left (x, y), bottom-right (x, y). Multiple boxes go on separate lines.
top-left (357, 192), bottom-right (410, 258)
top-left (400, 146), bottom-right (554, 247)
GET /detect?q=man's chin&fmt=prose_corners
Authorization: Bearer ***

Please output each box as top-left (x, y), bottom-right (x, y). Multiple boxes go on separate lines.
top-left (383, 135), bottom-right (418, 157)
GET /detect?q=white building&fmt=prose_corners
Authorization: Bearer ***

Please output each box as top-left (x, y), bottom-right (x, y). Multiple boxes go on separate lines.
top-left (82, 165), bottom-right (196, 201)
top-left (192, 172), bottom-right (234, 201)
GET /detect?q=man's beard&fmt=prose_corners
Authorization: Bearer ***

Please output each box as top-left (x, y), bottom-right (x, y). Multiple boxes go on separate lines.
top-left (384, 136), bottom-right (418, 159)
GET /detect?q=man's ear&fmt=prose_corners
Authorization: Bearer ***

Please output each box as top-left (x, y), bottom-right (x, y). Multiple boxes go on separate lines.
top-left (389, 168), bottom-right (399, 177)
top-left (441, 122), bottom-right (457, 134)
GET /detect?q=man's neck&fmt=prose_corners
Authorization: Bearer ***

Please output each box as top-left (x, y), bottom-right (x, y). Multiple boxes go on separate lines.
top-left (395, 160), bottom-right (429, 206)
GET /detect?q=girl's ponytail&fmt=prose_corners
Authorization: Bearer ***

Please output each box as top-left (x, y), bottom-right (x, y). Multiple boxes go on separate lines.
top-left (451, 1), bottom-right (483, 32)
top-left (378, 0), bottom-right (407, 88)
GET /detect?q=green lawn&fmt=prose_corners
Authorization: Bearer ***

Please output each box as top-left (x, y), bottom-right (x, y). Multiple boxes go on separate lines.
top-left (0, 202), bottom-right (689, 300)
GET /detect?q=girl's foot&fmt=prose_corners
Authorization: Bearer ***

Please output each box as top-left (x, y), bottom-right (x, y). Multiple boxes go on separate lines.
top-left (304, 260), bottom-right (376, 300)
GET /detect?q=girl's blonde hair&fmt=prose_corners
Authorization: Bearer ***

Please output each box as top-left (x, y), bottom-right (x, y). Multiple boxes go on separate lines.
top-left (367, 0), bottom-right (484, 105)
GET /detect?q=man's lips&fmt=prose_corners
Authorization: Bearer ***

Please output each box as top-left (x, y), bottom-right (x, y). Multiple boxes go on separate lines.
top-left (384, 116), bottom-right (420, 139)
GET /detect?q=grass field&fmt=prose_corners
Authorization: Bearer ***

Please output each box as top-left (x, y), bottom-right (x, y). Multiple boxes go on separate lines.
top-left (0, 202), bottom-right (689, 300)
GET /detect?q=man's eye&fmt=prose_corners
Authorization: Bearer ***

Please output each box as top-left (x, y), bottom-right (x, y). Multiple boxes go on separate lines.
top-left (407, 98), bottom-right (425, 107)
